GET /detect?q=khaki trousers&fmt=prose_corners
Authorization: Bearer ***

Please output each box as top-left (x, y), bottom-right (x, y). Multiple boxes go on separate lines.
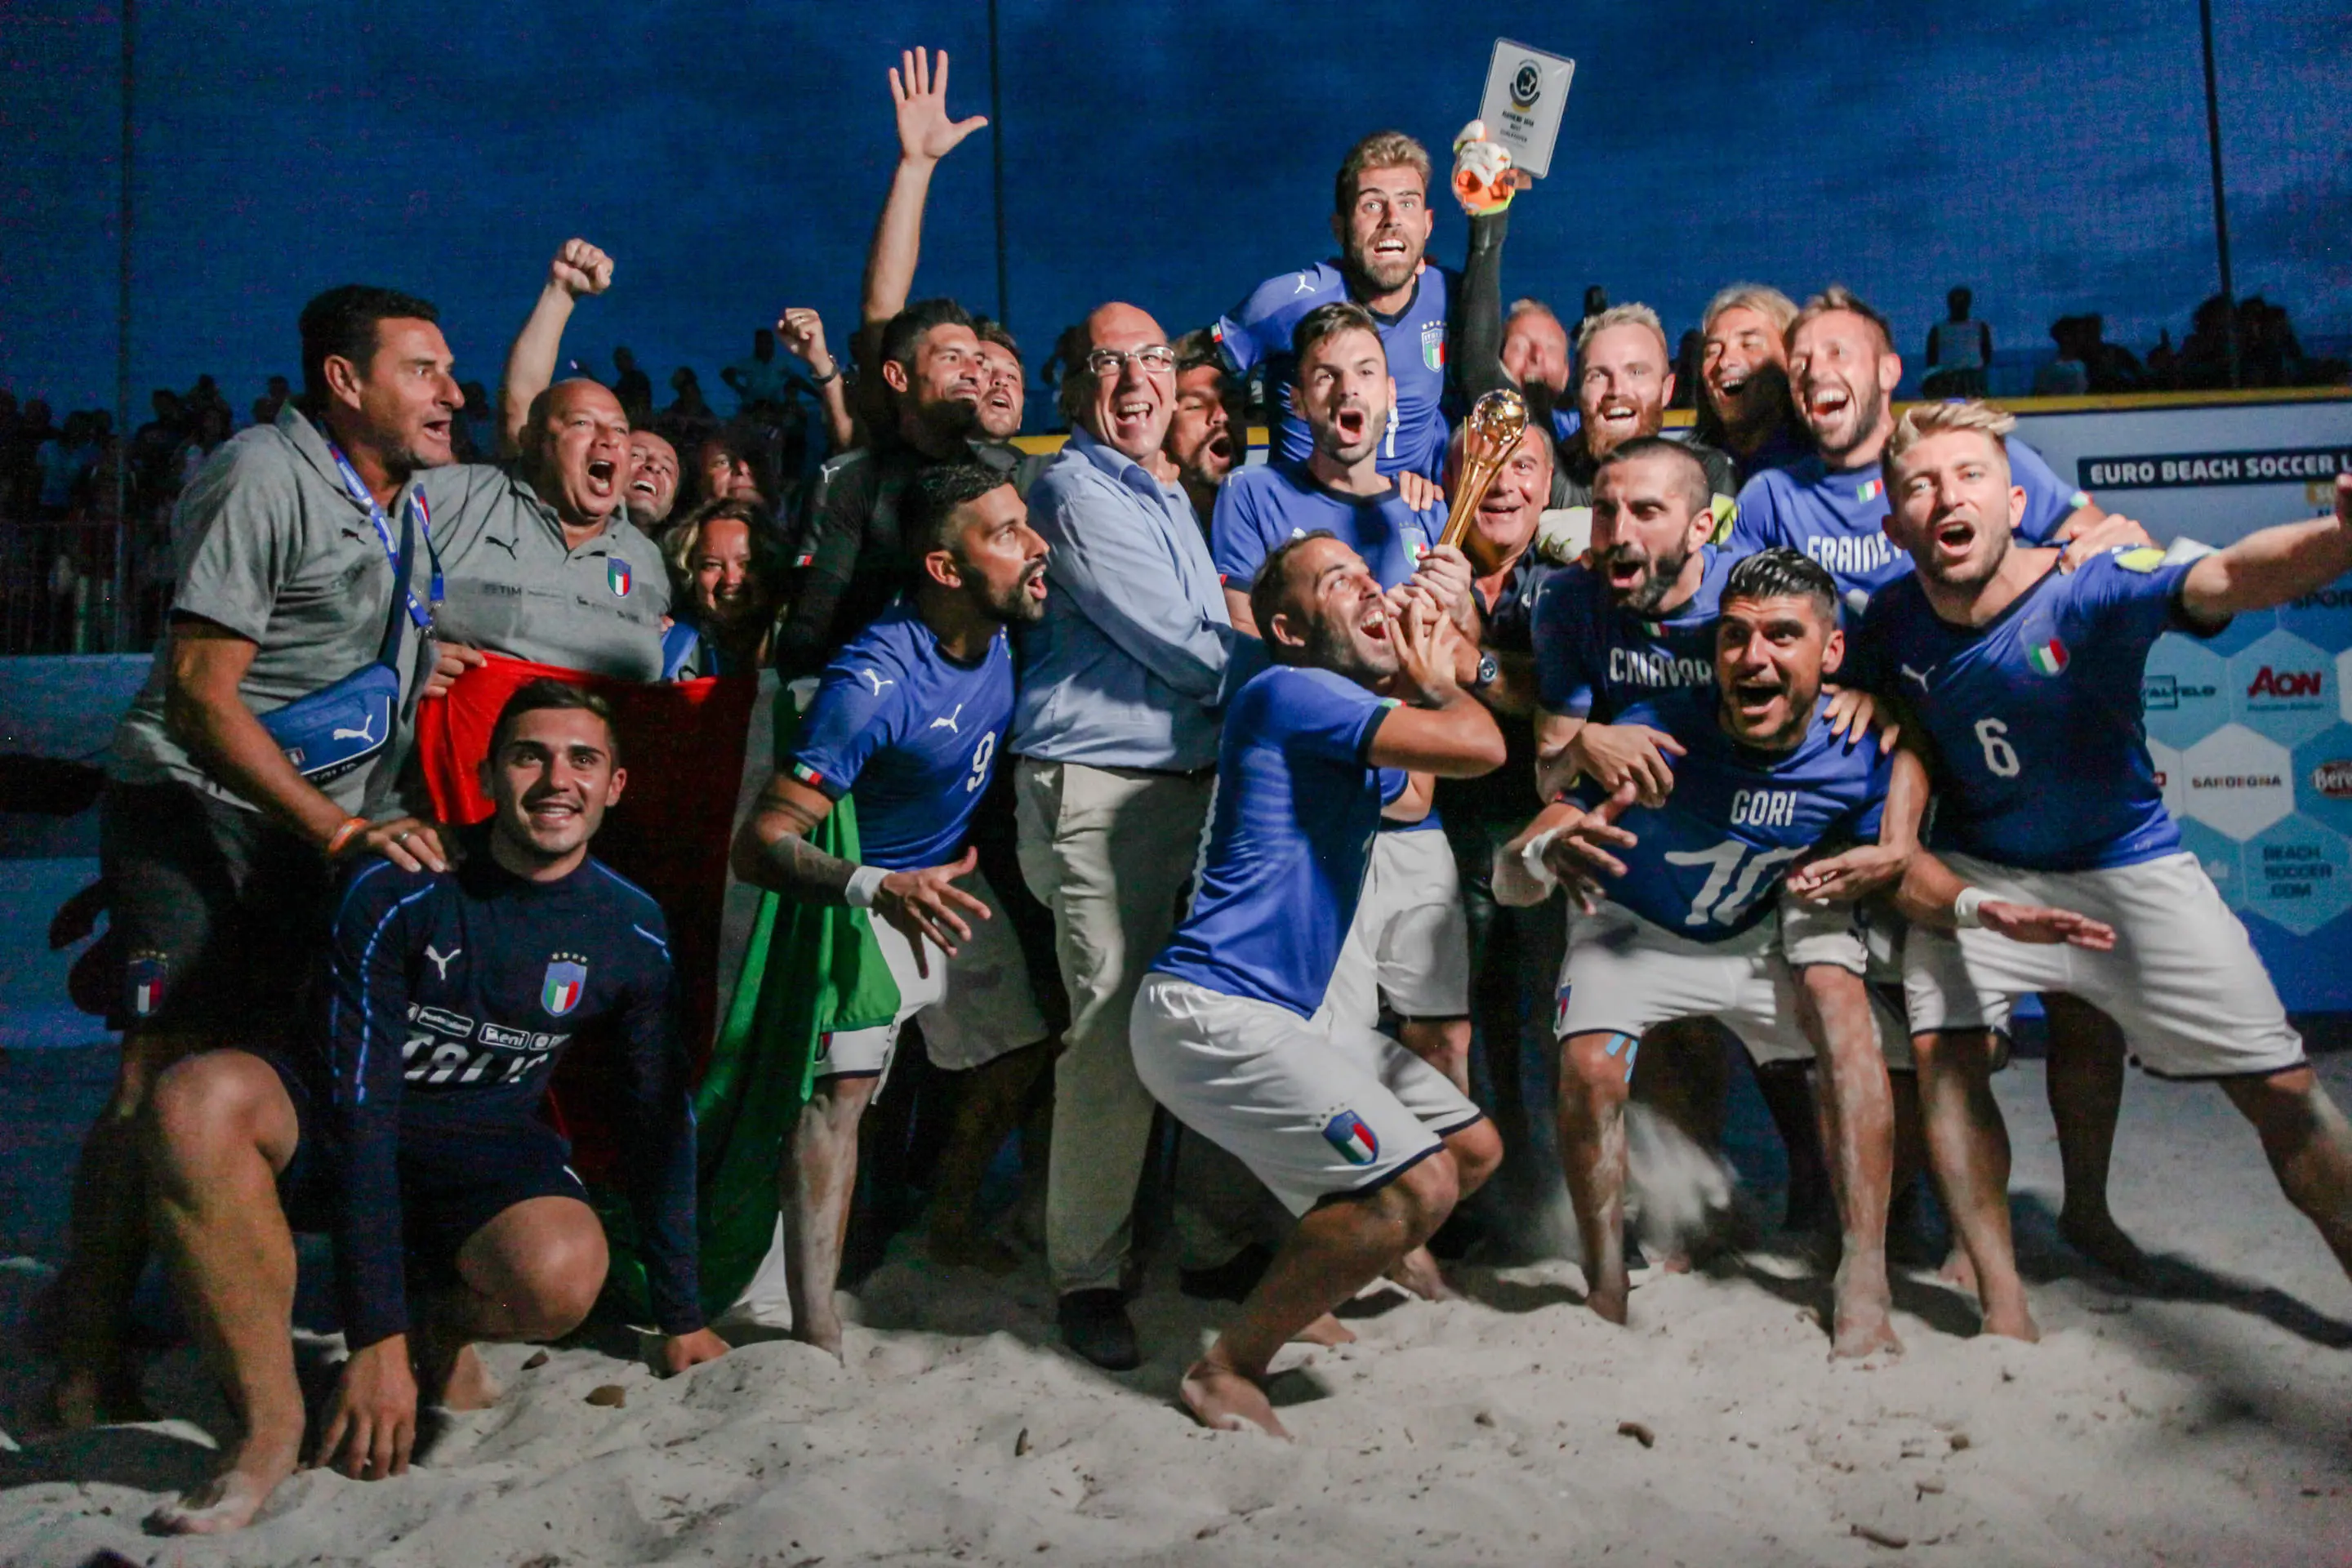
top-left (1015, 758), bottom-right (1212, 1294)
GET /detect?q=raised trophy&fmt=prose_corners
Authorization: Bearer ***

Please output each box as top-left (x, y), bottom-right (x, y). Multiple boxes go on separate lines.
top-left (1437, 387), bottom-right (1531, 550)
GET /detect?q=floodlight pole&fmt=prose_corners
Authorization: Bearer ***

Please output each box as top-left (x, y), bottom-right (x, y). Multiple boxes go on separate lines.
top-left (113, 0), bottom-right (135, 648)
top-left (987, 0), bottom-right (1010, 336)
top-left (2197, 0), bottom-right (2238, 389)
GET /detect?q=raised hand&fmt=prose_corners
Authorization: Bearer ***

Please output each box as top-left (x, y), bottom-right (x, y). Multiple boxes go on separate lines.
top-left (548, 238), bottom-right (613, 299)
top-left (875, 844), bottom-right (991, 969)
top-left (1450, 120), bottom-right (1529, 218)
top-left (891, 47), bottom-right (988, 165)
top-left (777, 307), bottom-right (836, 380)
top-left (1980, 899), bottom-right (2116, 951)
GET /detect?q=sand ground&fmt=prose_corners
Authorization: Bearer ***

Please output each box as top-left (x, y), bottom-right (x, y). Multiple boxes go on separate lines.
top-left (5, 1054), bottom-right (2351, 1566)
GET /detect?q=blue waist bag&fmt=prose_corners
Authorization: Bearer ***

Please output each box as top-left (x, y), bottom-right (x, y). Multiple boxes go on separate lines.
top-left (259, 498), bottom-right (417, 783)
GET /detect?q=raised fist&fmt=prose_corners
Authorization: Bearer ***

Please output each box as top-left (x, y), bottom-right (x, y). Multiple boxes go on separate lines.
top-left (549, 238), bottom-right (613, 299)
top-left (776, 307), bottom-right (834, 378)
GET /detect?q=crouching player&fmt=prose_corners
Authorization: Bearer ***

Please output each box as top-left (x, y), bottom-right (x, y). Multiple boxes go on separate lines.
top-left (1131, 533), bottom-right (1505, 1437)
top-left (729, 461), bottom-right (1053, 1357)
top-left (140, 681), bottom-right (727, 1535)
top-left (1505, 549), bottom-right (1915, 1353)
top-left (1855, 405), bottom-right (2352, 1339)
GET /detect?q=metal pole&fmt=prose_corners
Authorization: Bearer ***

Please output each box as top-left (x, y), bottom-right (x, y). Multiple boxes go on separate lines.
top-left (112, 0), bottom-right (134, 648)
top-left (2197, 0), bottom-right (2238, 389)
top-left (987, 0), bottom-right (1010, 334)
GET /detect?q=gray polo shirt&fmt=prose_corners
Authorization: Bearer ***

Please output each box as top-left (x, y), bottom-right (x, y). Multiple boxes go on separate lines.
top-left (427, 465), bottom-right (671, 681)
top-left (109, 404), bottom-right (435, 815)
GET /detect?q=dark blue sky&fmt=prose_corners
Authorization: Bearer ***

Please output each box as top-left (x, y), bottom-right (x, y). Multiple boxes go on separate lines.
top-left (4, 1), bottom-right (2345, 414)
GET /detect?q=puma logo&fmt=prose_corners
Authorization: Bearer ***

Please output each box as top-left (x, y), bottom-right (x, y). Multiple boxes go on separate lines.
top-left (1900, 663), bottom-right (1931, 694)
top-left (331, 712), bottom-right (381, 744)
top-left (929, 703), bottom-right (964, 736)
top-left (425, 944), bottom-right (461, 981)
top-left (858, 669), bottom-right (894, 697)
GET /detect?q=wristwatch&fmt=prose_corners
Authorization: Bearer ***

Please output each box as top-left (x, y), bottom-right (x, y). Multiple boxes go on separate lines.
top-left (1471, 651), bottom-right (1500, 691)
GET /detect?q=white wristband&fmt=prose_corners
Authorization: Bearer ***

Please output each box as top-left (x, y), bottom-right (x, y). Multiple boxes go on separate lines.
top-left (844, 865), bottom-right (889, 908)
top-left (1521, 828), bottom-right (1562, 888)
top-left (1952, 885), bottom-right (1988, 929)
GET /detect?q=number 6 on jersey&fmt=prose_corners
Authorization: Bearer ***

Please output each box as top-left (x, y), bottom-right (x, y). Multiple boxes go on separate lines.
top-left (1975, 716), bottom-right (2020, 778)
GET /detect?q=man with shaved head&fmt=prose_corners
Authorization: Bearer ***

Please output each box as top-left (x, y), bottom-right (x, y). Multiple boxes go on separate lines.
top-left (1011, 301), bottom-right (1266, 1368)
top-left (420, 241), bottom-right (670, 682)
top-left (430, 374), bottom-right (671, 681)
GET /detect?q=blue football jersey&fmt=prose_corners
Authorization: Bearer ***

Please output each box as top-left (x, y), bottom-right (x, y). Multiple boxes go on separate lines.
top-left (1729, 438), bottom-right (2085, 617)
top-left (1584, 688), bottom-right (1890, 942)
top-left (788, 599), bottom-right (1013, 871)
top-left (1848, 546), bottom-right (2214, 873)
top-left (1152, 665), bottom-right (1407, 1017)
top-left (1214, 261), bottom-right (1456, 479)
top-left (1210, 460), bottom-right (1441, 596)
top-left (1532, 546), bottom-right (1735, 720)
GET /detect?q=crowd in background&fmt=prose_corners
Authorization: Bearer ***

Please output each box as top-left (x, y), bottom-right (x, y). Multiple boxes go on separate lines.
top-left (1, 270), bottom-right (2341, 661)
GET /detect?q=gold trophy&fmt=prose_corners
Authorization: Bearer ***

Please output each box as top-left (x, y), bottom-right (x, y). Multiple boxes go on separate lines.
top-left (1437, 388), bottom-right (1530, 550)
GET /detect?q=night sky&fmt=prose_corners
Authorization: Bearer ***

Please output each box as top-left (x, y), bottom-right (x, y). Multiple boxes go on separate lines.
top-left (3, 1), bottom-right (2345, 416)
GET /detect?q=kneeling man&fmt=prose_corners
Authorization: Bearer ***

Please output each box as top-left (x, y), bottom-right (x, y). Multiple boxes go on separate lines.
top-left (143, 681), bottom-right (726, 1534)
top-left (1132, 533), bottom-right (1506, 1437)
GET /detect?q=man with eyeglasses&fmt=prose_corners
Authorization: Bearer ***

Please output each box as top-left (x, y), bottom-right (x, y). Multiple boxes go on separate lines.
top-left (1010, 303), bottom-right (1267, 1370)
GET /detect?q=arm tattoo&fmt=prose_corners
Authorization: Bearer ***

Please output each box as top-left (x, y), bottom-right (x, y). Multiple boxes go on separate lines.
top-left (748, 786), bottom-right (858, 902)
top-left (760, 830), bottom-right (858, 903)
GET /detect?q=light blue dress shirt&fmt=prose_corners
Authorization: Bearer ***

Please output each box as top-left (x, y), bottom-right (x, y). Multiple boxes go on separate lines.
top-left (1012, 428), bottom-right (1263, 771)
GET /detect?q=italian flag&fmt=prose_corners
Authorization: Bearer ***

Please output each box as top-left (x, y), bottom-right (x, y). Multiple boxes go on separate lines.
top-left (689, 682), bottom-right (901, 1316)
top-left (2027, 636), bottom-right (2069, 676)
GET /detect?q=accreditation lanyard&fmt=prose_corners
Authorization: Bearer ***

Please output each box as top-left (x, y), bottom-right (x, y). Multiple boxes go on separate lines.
top-left (323, 432), bottom-right (443, 633)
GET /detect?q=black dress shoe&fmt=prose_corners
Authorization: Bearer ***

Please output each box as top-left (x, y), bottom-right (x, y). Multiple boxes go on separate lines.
top-left (1056, 1288), bottom-right (1141, 1370)
top-left (1178, 1243), bottom-right (1273, 1303)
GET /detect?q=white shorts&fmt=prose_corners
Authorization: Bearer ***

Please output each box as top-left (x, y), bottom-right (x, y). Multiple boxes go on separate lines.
top-left (1322, 827), bottom-right (1471, 1027)
top-left (1131, 972), bottom-right (1485, 1216)
top-left (1552, 900), bottom-right (1911, 1070)
top-left (1903, 850), bottom-right (2305, 1080)
top-left (813, 868), bottom-right (1046, 1081)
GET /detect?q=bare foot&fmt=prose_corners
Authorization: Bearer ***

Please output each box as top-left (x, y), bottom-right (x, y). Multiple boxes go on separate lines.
top-left (2060, 1207), bottom-right (2148, 1279)
top-left (1980, 1297), bottom-right (2042, 1343)
top-left (434, 1343), bottom-right (501, 1412)
top-left (47, 1363), bottom-right (152, 1430)
top-left (1179, 1357), bottom-right (1289, 1438)
top-left (791, 1316), bottom-right (846, 1363)
top-left (1385, 1245), bottom-right (1461, 1302)
top-left (1830, 1269), bottom-right (1904, 1360)
top-left (1938, 1245), bottom-right (1979, 1296)
top-left (1585, 1283), bottom-right (1629, 1326)
top-left (1290, 1313), bottom-right (1356, 1347)
top-left (929, 1228), bottom-right (1022, 1276)
top-left (148, 1428), bottom-right (300, 1535)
